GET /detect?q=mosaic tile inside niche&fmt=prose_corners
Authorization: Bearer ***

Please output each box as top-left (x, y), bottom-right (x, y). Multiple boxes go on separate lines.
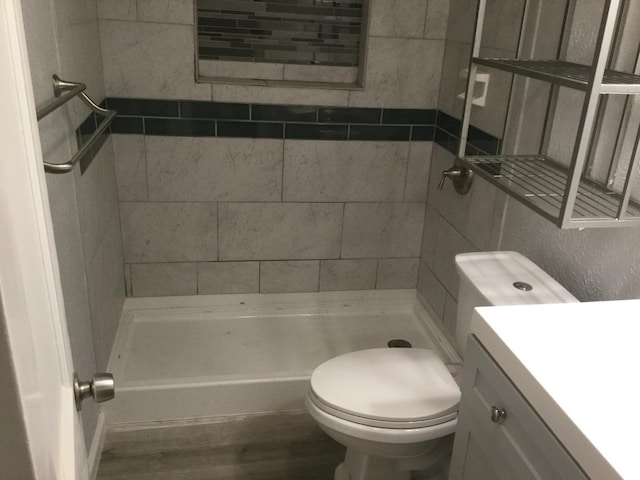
top-left (196, 0), bottom-right (364, 66)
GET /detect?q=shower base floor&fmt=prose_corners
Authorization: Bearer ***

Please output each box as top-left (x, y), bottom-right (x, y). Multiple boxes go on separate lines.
top-left (105, 289), bottom-right (459, 425)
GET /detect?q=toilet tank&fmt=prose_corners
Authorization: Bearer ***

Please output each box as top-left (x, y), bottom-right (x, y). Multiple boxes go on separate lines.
top-left (454, 251), bottom-right (578, 355)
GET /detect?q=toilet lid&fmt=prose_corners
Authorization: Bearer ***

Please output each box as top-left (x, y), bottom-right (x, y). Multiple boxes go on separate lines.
top-left (310, 348), bottom-right (460, 424)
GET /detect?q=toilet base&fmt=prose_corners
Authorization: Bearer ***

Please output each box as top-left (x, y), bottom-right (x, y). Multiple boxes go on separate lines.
top-left (334, 450), bottom-right (410, 480)
top-left (334, 436), bottom-right (453, 480)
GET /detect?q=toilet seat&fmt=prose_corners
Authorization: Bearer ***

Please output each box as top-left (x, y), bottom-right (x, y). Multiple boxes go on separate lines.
top-left (309, 348), bottom-right (460, 429)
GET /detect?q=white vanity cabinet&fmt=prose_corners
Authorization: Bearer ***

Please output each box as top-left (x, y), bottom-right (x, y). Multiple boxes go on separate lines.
top-left (449, 336), bottom-right (587, 480)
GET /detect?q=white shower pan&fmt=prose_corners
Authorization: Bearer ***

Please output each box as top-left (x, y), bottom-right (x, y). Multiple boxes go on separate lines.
top-left (104, 289), bottom-right (459, 426)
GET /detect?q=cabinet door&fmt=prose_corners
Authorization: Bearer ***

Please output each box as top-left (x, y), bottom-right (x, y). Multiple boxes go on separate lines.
top-left (449, 336), bottom-right (587, 480)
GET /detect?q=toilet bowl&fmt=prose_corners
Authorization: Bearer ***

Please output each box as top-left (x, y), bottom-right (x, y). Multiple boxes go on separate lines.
top-left (305, 348), bottom-right (459, 480)
top-left (306, 251), bottom-right (578, 480)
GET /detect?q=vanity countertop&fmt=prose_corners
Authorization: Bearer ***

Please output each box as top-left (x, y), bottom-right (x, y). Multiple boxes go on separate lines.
top-left (471, 299), bottom-right (640, 480)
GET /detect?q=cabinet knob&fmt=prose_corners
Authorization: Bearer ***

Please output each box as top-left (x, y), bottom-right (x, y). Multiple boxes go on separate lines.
top-left (490, 406), bottom-right (507, 423)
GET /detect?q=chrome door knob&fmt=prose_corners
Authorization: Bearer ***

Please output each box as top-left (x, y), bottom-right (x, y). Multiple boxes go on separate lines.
top-left (74, 372), bottom-right (115, 411)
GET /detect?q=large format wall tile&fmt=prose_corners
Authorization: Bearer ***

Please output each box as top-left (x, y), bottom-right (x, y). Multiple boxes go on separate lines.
top-left (341, 203), bottom-right (426, 258)
top-left (260, 261), bottom-right (320, 293)
top-left (425, 0), bottom-right (450, 40)
top-left (97, 0), bottom-right (136, 20)
top-left (198, 262), bottom-right (259, 294)
top-left (376, 258), bottom-right (420, 289)
top-left (121, 202), bottom-right (217, 262)
top-left (404, 142), bottom-right (432, 201)
top-left (218, 203), bottom-right (343, 260)
top-left (75, 138), bottom-right (120, 263)
top-left (130, 263), bottom-right (197, 297)
top-left (100, 20), bottom-right (211, 100)
top-left (146, 137), bottom-right (283, 201)
top-left (369, 0), bottom-right (429, 38)
top-left (349, 37), bottom-right (444, 108)
top-left (112, 134), bottom-right (147, 201)
top-left (283, 141), bottom-right (408, 202)
top-left (85, 212), bottom-right (125, 369)
top-left (136, 0), bottom-right (193, 24)
top-left (319, 259), bottom-right (377, 291)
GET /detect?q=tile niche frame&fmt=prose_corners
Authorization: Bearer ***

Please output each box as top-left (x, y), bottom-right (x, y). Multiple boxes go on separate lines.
top-left (194, 0), bottom-right (371, 90)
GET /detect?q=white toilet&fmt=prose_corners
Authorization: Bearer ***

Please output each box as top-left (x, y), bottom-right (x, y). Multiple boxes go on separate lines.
top-left (305, 251), bottom-right (578, 480)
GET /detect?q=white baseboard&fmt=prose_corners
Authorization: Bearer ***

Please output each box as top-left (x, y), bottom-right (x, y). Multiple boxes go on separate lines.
top-left (88, 411), bottom-right (106, 480)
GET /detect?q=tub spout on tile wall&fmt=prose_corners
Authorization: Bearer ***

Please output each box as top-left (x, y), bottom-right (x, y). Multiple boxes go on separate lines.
top-left (438, 161), bottom-right (473, 195)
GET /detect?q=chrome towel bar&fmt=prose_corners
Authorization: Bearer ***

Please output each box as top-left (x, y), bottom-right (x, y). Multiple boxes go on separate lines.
top-left (36, 75), bottom-right (116, 174)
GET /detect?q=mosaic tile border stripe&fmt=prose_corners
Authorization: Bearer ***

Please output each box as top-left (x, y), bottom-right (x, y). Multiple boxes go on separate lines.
top-left (75, 99), bottom-right (500, 173)
top-left (105, 98), bottom-right (437, 141)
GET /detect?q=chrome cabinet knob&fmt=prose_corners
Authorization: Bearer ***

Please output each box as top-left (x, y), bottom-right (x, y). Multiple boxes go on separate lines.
top-left (74, 372), bottom-right (115, 411)
top-left (490, 405), bottom-right (507, 423)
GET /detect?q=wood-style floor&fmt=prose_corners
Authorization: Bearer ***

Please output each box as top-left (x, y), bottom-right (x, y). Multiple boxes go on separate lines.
top-left (96, 411), bottom-right (345, 480)
top-left (96, 410), bottom-right (450, 480)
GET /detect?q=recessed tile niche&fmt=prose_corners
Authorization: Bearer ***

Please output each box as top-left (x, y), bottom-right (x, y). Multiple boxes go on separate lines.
top-left (195, 0), bottom-right (369, 88)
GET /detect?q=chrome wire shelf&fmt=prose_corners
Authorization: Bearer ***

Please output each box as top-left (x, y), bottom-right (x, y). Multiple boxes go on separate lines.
top-left (460, 155), bottom-right (640, 227)
top-left (472, 58), bottom-right (640, 94)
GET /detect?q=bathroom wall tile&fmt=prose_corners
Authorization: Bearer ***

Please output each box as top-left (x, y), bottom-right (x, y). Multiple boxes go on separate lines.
top-left (112, 134), bottom-right (147, 201)
top-left (376, 258), bottom-right (419, 289)
top-left (210, 84), bottom-right (349, 107)
top-left (283, 65), bottom-right (358, 84)
top-left (180, 101), bottom-right (249, 120)
top-left (217, 121), bottom-right (283, 139)
top-left (124, 264), bottom-right (132, 297)
top-left (283, 141), bottom-right (408, 202)
top-left (420, 206), bottom-right (439, 268)
top-left (107, 98), bottom-right (179, 117)
top-left (136, 0), bottom-right (194, 25)
top-left (446, 0), bottom-right (477, 44)
top-left (437, 41), bottom-right (471, 119)
top-left (349, 37), bottom-right (444, 108)
top-left (317, 107), bottom-right (381, 124)
top-left (219, 203), bottom-right (343, 261)
top-left (260, 261), bottom-right (320, 293)
top-left (100, 20), bottom-right (211, 100)
top-left (252, 105), bottom-right (317, 123)
top-left (97, 0), bottom-right (136, 20)
top-left (85, 212), bottom-right (125, 369)
top-left (424, 0), bottom-right (450, 40)
top-left (417, 262), bottom-right (447, 320)
top-left (341, 203), bottom-right (426, 258)
top-left (442, 291), bottom-right (459, 343)
top-left (144, 118), bottom-right (216, 137)
top-left (428, 145), bottom-right (503, 252)
top-left (348, 125), bottom-right (410, 141)
top-left (75, 138), bottom-right (120, 263)
top-left (411, 126), bottom-right (436, 141)
top-left (285, 124), bottom-right (347, 140)
top-left (404, 142), bottom-right (432, 201)
top-left (197, 262), bottom-right (259, 295)
top-left (199, 59), bottom-right (284, 81)
top-left (431, 215), bottom-right (476, 298)
top-left (464, 176), bottom-right (501, 251)
top-left (130, 263), bottom-right (197, 297)
top-left (120, 202), bottom-right (217, 262)
top-left (369, 0), bottom-right (427, 38)
top-left (146, 137), bottom-right (283, 201)
top-left (110, 117), bottom-right (144, 134)
top-left (427, 145), bottom-right (472, 234)
top-left (319, 259), bottom-right (377, 291)
top-left (381, 109), bottom-right (437, 125)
